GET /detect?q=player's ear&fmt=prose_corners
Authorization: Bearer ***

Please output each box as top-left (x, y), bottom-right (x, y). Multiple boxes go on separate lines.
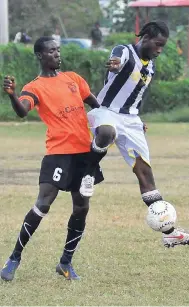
top-left (35, 52), bottom-right (42, 60)
top-left (142, 34), bottom-right (150, 43)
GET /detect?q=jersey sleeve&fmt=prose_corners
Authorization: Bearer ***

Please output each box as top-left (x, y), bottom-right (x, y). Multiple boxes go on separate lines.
top-left (19, 83), bottom-right (39, 110)
top-left (110, 45), bottom-right (129, 65)
top-left (65, 72), bottom-right (91, 100)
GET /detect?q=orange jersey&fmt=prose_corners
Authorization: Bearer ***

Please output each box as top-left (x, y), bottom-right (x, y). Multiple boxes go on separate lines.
top-left (19, 72), bottom-right (91, 155)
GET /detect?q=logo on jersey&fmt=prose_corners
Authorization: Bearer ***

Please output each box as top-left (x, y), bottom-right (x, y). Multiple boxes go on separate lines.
top-left (56, 105), bottom-right (84, 119)
top-left (67, 82), bottom-right (77, 93)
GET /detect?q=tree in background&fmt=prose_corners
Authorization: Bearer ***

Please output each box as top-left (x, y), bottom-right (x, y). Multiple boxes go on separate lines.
top-left (9, 0), bottom-right (102, 41)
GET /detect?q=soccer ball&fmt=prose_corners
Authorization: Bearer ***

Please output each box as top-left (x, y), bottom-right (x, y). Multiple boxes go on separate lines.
top-left (146, 201), bottom-right (177, 232)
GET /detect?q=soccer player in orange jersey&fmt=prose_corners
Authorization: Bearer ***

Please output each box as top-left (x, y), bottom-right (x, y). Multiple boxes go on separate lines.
top-left (0, 36), bottom-right (104, 281)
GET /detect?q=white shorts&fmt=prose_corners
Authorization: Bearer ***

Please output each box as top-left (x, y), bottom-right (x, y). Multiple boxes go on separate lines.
top-left (87, 107), bottom-right (150, 168)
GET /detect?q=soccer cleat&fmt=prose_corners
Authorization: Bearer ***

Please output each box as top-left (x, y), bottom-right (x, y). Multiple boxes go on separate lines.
top-left (1, 258), bottom-right (20, 281)
top-left (163, 228), bottom-right (189, 248)
top-left (56, 263), bottom-right (80, 280)
top-left (79, 175), bottom-right (95, 197)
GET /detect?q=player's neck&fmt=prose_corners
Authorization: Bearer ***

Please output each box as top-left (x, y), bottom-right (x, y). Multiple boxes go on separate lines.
top-left (134, 42), bottom-right (148, 61)
top-left (39, 69), bottom-right (59, 77)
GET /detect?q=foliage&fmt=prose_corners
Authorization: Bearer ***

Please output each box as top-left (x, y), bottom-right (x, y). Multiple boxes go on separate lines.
top-left (155, 40), bottom-right (185, 81)
top-left (8, 0), bottom-right (102, 41)
top-left (103, 0), bottom-right (136, 32)
top-left (142, 106), bottom-right (189, 123)
top-left (142, 79), bottom-right (189, 114)
top-left (104, 32), bottom-right (135, 48)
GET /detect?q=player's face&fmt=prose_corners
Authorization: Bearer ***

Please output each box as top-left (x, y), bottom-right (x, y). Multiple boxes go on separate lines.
top-left (141, 33), bottom-right (167, 60)
top-left (40, 40), bottom-right (61, 70)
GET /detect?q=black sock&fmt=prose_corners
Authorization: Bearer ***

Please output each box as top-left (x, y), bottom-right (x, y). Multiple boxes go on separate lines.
top-left (60, 214), bottom-right (86, 264)
top-left (162, 227), bottom-right (174, 234)
top-left (10, 208), bottom-right (44, 261)
top-left (85, 148), bottom-right (107, 177)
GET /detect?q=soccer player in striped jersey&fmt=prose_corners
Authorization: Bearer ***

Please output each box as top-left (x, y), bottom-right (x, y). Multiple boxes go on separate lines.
top-left (80, 20), bottom-right (189, 248)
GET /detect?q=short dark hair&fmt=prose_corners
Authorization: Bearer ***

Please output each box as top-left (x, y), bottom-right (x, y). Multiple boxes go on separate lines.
top-left (34, 36), bottom-right (54, 53)
top-left (136, 21), bottom-right (169, 39)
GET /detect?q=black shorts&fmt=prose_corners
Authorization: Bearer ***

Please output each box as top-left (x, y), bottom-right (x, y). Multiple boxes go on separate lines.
top-left (39, 153), bottom-right (104, 192)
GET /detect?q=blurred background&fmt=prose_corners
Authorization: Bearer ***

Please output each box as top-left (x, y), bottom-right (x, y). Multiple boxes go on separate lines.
top-left (1, 0), bottom-right (189, 122)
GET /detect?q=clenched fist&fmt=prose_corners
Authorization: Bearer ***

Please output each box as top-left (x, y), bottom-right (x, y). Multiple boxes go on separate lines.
top-left (105, 57), bottom-right (122, 72)
top-left (3, 76), bottom-right (16, 95)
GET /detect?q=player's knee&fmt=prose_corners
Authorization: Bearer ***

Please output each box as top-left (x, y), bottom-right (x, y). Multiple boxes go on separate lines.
top-left (96, 125), bottom-right (116, 147)
top-left (35, 198), bottom-right (51, 214)
top-left (73, 204), bottom-right (89, 218)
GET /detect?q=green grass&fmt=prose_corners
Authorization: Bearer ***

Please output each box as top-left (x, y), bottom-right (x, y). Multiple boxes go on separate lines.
top-left (1, 122), bottom-right (189, 305)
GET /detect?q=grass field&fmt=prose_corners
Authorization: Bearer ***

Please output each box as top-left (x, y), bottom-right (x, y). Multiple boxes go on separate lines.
top-left (1, 122), bottom-right (189, 306)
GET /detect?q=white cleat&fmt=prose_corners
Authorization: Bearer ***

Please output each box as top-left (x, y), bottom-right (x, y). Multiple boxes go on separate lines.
top-left (163, 228), bottom-right (189, 248)
top-left (79, 175), bottom-right (95, 197)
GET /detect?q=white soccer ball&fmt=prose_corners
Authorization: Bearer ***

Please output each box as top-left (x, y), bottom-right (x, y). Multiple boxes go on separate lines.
top-left (146, 201), bottom-right (177, 232)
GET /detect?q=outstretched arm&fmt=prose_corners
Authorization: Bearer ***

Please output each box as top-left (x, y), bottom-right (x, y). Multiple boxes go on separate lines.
top-left (3, 76), bottom-right (30, 118)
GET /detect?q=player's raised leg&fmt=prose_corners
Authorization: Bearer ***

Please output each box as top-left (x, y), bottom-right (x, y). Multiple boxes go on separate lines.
top-left (133, 157), bottom-right (189, 247)
top-left (56, 191), bottom-right (89, 280)
top-left (80, 108), bottom-right (117, 197)
top-left (0, 183), bottom-right (58, 281)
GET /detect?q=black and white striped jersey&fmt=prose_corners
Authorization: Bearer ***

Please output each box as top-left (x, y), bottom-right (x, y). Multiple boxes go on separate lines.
top-left (97, 44), bottom-right (155, 115)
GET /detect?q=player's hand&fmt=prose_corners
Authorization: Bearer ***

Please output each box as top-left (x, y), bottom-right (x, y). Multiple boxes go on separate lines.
top-left (143, 123), bottom-right (148, 133)
top-left (3, 76), bottom-right (16, 95)
top-left (105, 57), bottom-right (122, 72)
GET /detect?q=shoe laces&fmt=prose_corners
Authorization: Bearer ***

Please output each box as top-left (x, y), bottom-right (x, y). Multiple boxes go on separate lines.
top-left (83, 176), bottom-right (94, 188)
top-left (175, 226), bottom-right (189, 235)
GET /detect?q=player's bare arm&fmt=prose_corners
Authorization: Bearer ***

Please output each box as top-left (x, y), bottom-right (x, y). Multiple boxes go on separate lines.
top-left (84, 93), bottom-right (100, 109)
top-left (3, 76), bottom-right (30, 118)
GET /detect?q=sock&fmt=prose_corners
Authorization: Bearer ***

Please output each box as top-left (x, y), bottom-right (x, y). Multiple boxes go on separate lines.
top-left (84, 140), bottom-right (107, 177)
top-left (162, 227), bottom-right (174, 234)
top-left (60, 214), bottom-right (86, 264)
top-left (10, 206), bottom-right (46, 261)
top-left (142, 189), bottom-right (163, 207)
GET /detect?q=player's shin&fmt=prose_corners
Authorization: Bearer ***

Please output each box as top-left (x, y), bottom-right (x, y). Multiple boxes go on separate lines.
top-left (80, 138), bottom-right (108, 197)
top-left (85, 138), bottom-right (108, 177)
top-left (10, 205), bottom-right (46, 261)
top-left (60, 214), bottom-right (86, 264)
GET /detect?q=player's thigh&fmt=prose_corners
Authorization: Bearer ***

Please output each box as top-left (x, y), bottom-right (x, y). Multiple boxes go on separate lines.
top-left (87, 107), bottom-right (118, 138)
top-left (115, 119), bottom-right (150, 168)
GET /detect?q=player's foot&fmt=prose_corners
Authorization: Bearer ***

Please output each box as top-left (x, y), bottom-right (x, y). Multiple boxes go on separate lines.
top-left (1, 258), bottom-right (20, 281)
top-left (79, 175), bottom-right (95, 197)
top-left (56, 263), bottom-right (80, 280)
top-left (163, 228), bottom-right (189, 248)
